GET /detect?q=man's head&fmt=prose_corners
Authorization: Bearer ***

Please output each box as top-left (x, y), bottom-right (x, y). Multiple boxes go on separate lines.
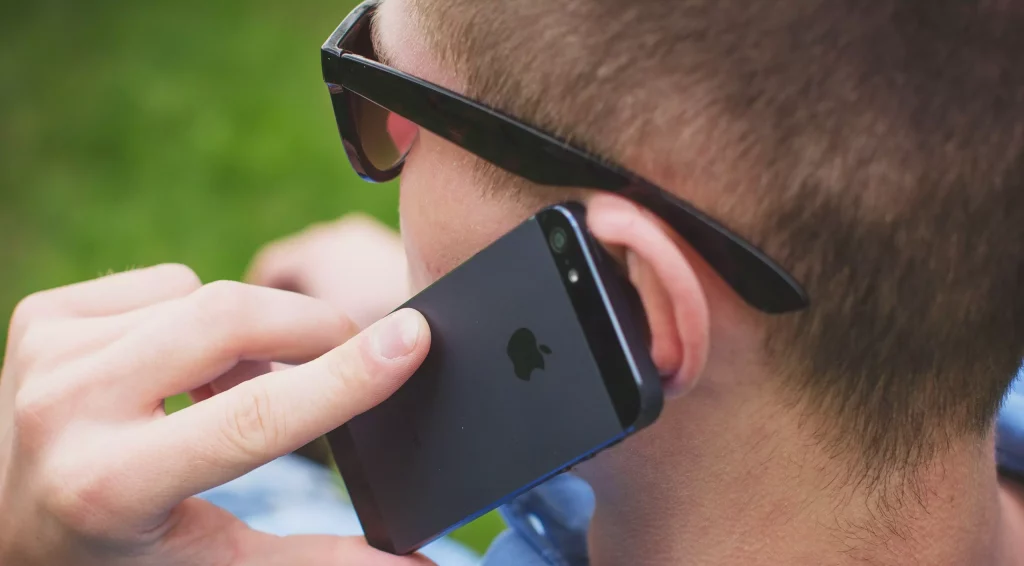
top-left (376, 0), bottom-right (1024, 484)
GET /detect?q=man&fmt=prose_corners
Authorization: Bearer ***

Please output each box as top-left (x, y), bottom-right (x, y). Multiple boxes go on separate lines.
top-left (1, 0), bottom-right (1022, 564)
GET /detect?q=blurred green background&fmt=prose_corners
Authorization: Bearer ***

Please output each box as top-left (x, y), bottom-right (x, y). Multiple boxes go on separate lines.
top-left (0, 0), bottom-right (502, 553)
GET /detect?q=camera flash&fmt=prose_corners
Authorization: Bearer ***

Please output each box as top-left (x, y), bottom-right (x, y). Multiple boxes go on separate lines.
top-left (568, 269), bottom-right (580, 283)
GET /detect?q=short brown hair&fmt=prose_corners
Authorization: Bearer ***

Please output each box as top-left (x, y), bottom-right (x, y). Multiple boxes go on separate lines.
top-left (408, 0), bottom-right (1024, 479)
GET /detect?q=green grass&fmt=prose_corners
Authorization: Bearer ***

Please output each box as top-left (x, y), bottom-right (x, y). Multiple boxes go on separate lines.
top-left (0, 0), bottom-right (503, 553)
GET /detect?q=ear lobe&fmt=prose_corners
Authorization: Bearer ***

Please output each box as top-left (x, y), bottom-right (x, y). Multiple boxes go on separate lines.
top-left (586, 194), bottom-right (711, 395)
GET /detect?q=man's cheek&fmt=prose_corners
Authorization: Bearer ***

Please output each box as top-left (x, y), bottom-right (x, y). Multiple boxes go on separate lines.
top-left (399, 211), bottom-right (434, 292)
top-left (401, 229), bottom-right (430, 293)
top-left (400, 201), bottom-right (460, 291)
top-left (399, 178), bottom-right (481, 287)
top-left (405, 244), bottom-right (452, 292)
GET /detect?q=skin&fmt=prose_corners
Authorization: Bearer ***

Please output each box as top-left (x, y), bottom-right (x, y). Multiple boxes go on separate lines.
top-left (1, 1), bottom-right (1021, 565)
top-left (0, 265), bottom-right (436, 565)
top-left (387, 0), bottom-right (1024, 564)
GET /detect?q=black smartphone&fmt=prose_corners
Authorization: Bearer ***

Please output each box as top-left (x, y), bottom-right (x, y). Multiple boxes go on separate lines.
top-left (326, 202), bottom-right (663, 555)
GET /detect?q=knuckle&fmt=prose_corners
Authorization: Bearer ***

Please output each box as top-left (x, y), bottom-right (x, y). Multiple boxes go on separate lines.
top-left (247, 249), bottom-right (295, 290)
top-left (247, 246), bottom-right (276, 274)
top-left (9, 293), bottom-right (50, 338)
top-left (41, 462), bottom-right (121, 536)
top-left (12, 384), bottom-right (60, 443)
top-left (15, 323), bottom-right (57, 365)
top-left (189, 281), bottom-right (255, 353)
top-left (222, 385), bottom-right (283, 459)
top-left (192, 281), bottom-right (249, 322)
top-left (152, 263), bottom-right (202, 295)
top-left (194, 280), bottom-right (246, 307)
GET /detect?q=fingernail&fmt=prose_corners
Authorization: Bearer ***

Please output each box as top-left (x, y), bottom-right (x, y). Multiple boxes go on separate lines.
top-left (372, 310), bottom-right (422, 360)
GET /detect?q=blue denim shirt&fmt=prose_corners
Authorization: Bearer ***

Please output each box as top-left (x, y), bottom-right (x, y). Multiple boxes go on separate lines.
top-left (205, 369), bottom-right (1024, 566)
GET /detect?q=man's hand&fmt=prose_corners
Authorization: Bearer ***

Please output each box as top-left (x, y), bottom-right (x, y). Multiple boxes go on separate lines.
top-left (0, 265), bottom-right (432, 566)
top-left (247, 214), bottom-right (411, 329)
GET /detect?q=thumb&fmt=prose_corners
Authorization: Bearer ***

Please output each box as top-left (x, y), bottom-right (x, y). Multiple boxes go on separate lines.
top-left (137, 309), bottom-right (431, 509)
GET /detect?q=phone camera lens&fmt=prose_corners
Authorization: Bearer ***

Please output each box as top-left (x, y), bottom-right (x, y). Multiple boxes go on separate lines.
top-left (549, 227), bottom-right (569, 254)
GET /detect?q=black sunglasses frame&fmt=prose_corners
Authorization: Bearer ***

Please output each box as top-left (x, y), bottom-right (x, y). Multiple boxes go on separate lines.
top-left (321, 0), bottom-right (809, 314)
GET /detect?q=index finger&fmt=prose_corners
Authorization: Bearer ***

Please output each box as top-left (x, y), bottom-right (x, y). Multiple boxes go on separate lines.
top-left (132, 309), bottom-right (429, 508)
top-left (9, 264), bottom-right (201, 337)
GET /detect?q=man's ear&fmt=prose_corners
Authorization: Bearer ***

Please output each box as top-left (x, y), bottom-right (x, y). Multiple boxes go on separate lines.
top-left (586, 194), bottom-right (711, 395)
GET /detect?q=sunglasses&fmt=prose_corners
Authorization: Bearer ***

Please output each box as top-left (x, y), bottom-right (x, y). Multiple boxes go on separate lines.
top-left (321, 0), bottom-right (809, 314)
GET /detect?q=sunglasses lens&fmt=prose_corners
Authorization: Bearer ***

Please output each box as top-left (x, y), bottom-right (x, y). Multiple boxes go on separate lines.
top-left (351, 93), bottom-right (418, 172)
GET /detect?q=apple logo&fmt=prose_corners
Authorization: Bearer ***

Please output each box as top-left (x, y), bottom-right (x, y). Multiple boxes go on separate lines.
top-left (507, 328), bottom-right (552, 381)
